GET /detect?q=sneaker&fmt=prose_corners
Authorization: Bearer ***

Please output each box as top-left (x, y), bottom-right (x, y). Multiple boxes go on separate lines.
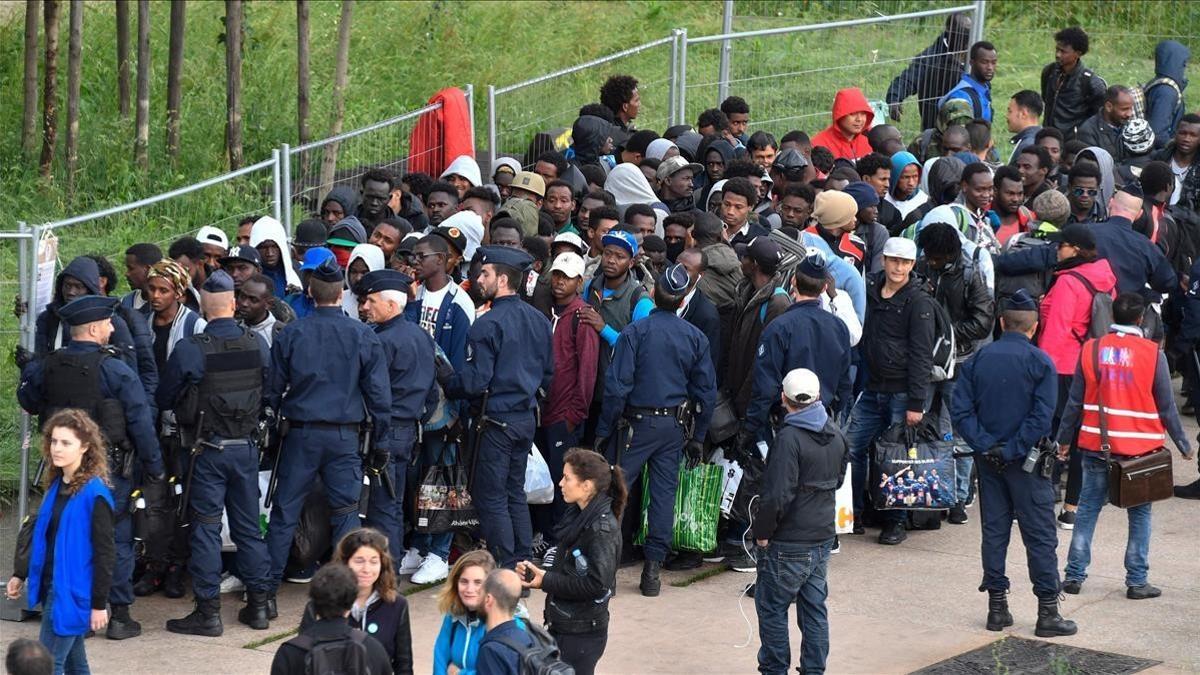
top-left (410, 555), bottom-right (449, 585)
top-left (948, 503), bottom-right (969, 524)
top-left (1057, 510), bottom-right (1076, 530)
top-left (285, 562), bottom-right (318, 584)
top-left (830, 536), bottom-right (841, 554)
top-left (219, 573), bottom-right (246, 595)
top-left (727, 550), bottom-right (757, 573)
top-left (703, 542), bottom-right (739, 563)
top-left (1062, 579), bottom-right (1082, 595)
top-left (1126, 583), bottom-right (1162, 600)
top-left (398, 547), bottom-right (424, 575)
top-left (541, 546), bottom-right (558, 570)
top-left (531, 537), bottom-right (551, 563)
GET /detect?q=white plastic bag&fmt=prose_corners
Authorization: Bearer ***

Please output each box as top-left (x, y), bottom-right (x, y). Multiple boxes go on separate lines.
top-left (221, 470), bottom-right (272, 552)
top-left (525, 444), bottom-right (554, 504)
top-left (835, 464), bottom-right (855, 534)
top-left (708, 449), bottom-right (744, 517)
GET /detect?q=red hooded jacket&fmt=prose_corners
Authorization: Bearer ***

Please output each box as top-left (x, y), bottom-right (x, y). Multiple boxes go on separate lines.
top-left (408, 87), bottom-right (475, 176)
top-left (811, 88), bottom-right (875, 161)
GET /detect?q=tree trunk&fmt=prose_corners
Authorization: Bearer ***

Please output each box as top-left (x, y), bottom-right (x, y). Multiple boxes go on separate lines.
top-left (116, 0), bottom-right (130, 119)
top-left (65, 0), bottom-right (82, 198)
top-left (166, 0), bottom-right (186, 162)
top-left (38, 0), bottom-right (59, 181)
top-left (21, 0), bottom-right (40, 159)
top-left (224, 0), bottom-right (243, 169)
top-left (134, 0), bottom-right (150, 171)
top-left (296, 0), bottom-right (310, 145)
top-left (319, 0), bottom-right (352, 195)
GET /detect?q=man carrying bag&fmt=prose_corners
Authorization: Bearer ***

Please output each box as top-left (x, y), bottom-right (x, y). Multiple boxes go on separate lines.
top-left (1058, 293), bottom-right (1193, 600)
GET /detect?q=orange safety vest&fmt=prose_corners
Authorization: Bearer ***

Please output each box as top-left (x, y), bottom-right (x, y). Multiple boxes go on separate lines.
top-left (1076, 333), bottom-right (1166, 456)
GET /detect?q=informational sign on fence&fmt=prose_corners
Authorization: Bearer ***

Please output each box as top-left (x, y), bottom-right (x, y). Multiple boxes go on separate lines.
top-left (36, 230), bottom-right (58, 317)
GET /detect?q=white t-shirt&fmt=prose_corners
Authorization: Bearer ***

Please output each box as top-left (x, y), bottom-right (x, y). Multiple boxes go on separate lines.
top-left (1170, 158), bottom-right (1189, 206)
top-left (417, 283), bottom-right (475, 337)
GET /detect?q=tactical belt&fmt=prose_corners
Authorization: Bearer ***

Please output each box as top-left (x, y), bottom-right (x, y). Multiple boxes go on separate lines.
top-left (290, 421), bottom-right (361, 431)
top-left (624, 406), bottom-right (682, 418)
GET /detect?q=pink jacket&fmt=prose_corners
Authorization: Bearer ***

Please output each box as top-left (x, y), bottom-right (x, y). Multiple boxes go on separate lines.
top-left (1037, 258), bottom-right (1117, 374)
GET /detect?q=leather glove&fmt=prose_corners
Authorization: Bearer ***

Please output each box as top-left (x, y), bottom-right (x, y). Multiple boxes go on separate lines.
top-left (984, 444), bottom-right (1007, 471)
top-left (734, 429), bottom-right (757, 466)
top-left (593, 436), bottom-right (610, 456)
top-left (435, 353), bottom-right (455, 388)
top-left (370, 447), bottom-right (391, 472)
top-left (13, 345), bottom-right (32, 370)
top-left (684, 440), bottom-right (704, 470)
top-left (140, 473), bottom-right (169, 509)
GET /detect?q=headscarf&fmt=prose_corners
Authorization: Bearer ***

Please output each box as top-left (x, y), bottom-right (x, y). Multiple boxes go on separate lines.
top-left (147, 259), bottom-right (191, 299)
top-left (342, 243), bottom-right (386, 317)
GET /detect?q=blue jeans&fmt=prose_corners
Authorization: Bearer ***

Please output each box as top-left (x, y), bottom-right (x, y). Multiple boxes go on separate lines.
top-left (409, 433), bottom-right (456, 560)
top-left (39, 587), bottom-right (90, 675)
top-left (755, 539), bottom-right (832, 675)
top-left (846, 391), bottom-right (913, 522)
top-left (932, 378), bottom-right (973, 504)
top-left (1065, 454), bottom-right (1153, 587)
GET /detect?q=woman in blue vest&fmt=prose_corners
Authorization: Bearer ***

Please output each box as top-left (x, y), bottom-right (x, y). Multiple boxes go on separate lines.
top-left (7, 409), bottom-right (115, 675)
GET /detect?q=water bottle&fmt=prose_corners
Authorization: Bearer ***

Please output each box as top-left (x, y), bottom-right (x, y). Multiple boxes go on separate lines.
top-left (572, 549), bottom-right (588, 576)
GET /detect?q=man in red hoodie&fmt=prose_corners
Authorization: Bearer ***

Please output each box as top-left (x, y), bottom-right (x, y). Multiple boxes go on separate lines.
top-left (812, 88), bottom-right (875, 161)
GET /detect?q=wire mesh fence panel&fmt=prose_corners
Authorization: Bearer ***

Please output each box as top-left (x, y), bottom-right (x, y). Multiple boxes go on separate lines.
top-left (286, 103), bottom-right (442, 231)
top-left (492, 37), bottom-right (676, 170)
top-left (0, 234), bottom-right (33, 576)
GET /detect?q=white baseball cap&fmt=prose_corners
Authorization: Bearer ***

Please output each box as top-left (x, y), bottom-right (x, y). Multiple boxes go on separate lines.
top-left (549, 252), bottom-right (585, 279)
top-left (881, 236), bottom-right (917, 261)
top-left (552, 231), bottom-right (587, 255)
top-left (197, 225), bottom-right (229, 250)
top-left (782, 368), bottom-right (821, 405)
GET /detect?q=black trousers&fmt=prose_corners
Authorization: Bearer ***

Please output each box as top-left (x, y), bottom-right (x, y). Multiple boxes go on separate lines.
top-left (552, 629), bottom-right (608, 675)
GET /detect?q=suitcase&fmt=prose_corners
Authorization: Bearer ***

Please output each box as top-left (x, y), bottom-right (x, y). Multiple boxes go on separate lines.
top-left (1107, 449), bottom-right (1173, 508)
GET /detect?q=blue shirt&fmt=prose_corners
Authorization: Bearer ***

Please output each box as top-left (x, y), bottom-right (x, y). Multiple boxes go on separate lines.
top-left (475, 620), bottom-right (533, 675)
top-left (373, 313), bottom-right (438, 424)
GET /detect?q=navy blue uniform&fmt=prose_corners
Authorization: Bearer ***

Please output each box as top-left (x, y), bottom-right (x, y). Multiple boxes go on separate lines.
top-left (19, 341), bottom-right (165, 608)
top-left (596, 309), bottom-right (716, 562)
top-left (950, 332), bottom-right (1061, 597)
top-left (366, 313), bottom-right (437, 558)
top-left (445, 295), bottom-right (553, 568)
top-left (264, 306), bottom-right (392, 587)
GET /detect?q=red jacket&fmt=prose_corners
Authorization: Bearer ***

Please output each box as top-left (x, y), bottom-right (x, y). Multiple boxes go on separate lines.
top-left (1076, 333), bottom-right (1167, 456)
top-left (542, 297), bottom-right (599, 429)
top-left (811, 88), bottom-right (874, 161)
top-left (1037, 259), bottom-right (1117, 374)
top-left (408, 87), bottom-right (474, 176)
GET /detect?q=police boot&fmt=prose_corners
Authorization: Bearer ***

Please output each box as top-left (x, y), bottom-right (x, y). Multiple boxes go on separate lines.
top-left (166, 597), bottom-right (223, 637)
top-left (106, 604), bottom-right (142, 640)
top-left (986, 589), bottom-right (1013, 631)
top-left (266, 591), bottom-right (278, 620)
top-left (640, 560), bottom-right (662, 597)
top-left (132, 563), bottom-right (165, 597)
top-left (1034, 595), bottom-right (1078, 637)
top-left (162, 564), bottom-right (186, 599)
top-left (237, 591), bottom-right (271, 630)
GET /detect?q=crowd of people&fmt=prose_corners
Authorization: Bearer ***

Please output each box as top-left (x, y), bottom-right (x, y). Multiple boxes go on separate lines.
top-left (6, 16), bottom-right (1199, 675)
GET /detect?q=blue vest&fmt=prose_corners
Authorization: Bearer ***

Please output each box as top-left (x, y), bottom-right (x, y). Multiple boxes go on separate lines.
top-left (27, 476), bottom-right (114, 636)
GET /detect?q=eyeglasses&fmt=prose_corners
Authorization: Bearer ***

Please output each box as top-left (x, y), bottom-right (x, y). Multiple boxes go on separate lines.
top-left (1071, 187), bottom-right (1099, 197)
top-left (413, 252), bottom-right (443, 261)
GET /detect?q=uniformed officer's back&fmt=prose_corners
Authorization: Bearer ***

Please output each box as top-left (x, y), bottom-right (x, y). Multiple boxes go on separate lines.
top-left (610, 309), bottom-right (711, 409)
top-left (460, 293), bottom-right (553, 417)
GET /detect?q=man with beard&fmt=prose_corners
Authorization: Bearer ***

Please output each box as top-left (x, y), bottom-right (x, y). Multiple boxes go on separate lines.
top-left (542, 181), bottom-right (578, 236)
top-left (657, 156), bottom-right (704, 213)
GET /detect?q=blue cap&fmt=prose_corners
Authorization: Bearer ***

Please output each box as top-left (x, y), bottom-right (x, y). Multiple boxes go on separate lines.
top-left (299, 247), bottom-right (335, 271)
top-left (201, 269), bottom-right (236, 293)
top-left (219, 245), bottom-right (262, 268)
top-left (478, 245), bottom-right (534, 271)
top-left (57, 295), bottom-right (120, 326)
top-left (1005, 288), bottom-right (1038, 312)
top-left (660, 263), bottom-right (691, 294)
top-left (310, 256), bottom-right (344, 283)
top-left (601, 230), bottom-right (638, 258)
top-left (843, 181), bottom-right (880, 209)
top-left (356, 269), bottom-right (413, 296)
top-left (795, 251), bottom-right (828, 280)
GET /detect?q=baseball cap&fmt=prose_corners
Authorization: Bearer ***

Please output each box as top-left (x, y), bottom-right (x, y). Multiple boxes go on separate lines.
top-left (549, 252), bottom-right (585, 279)
top-left (298, 247), bottom-right (335, 271)
top-left (745, 236), bottom-right (783, 268)
top-left (881, 237), bottom-right (918, 261)
top-left (1053, 223), bottom-right (1097, 250)
top-left (196, 225), bottom-right (229, 250)
top-left (431, 225), bottom-right (467, 256)
top-left (552, 231), bottom-right (587, 255)
top-left (219, 245), bottom-right (262, 268)
top-left (512, 171), bottom-right (546, 198)
top-left (656, 155), bottom-right (704, 182)
top-left (782, 368), bottom-right (821, 405)
top-left (601, 230), bottom-right (638, 258)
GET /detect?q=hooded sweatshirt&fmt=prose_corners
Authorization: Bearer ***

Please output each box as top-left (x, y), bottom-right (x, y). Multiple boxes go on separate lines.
top-left (342, 243), bottom-right (386, 318)
top-left (321, 186), bottom-right (361, 223)
top-left (604, 164), bottom-right (668, 235)
top-left (1038, 257), bottom-right (1118, 374)
top-left (1146, 40), bottom-right (1190, 147)
top-left (249, 216), bottom-right (303, 297)
top-left (1074, 146), bottom-right (1116, 220)
top-left (441, 155), bottom-right (482, 190)
top-left (885, 151), bottom-right (929, 219)
top-left (693, 138), bottom-right (738, 208)
top-left (810, 88), bottom-right (875, 161)
top-left (569, 115), bottom-right (613, 167)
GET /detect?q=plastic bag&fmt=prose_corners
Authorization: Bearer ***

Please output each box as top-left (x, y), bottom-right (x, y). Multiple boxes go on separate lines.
top-left (221, 470), bottom-right (271, 552)
top-left (525, 444), bottom-right (554, 505)
top-left (635, 463), bottom-right (722, 552)
top-left (708, 449), bottom-right (743, 517)
top-left (413, 464), bottom-right (479, 534)
top-left (872, 421), bottom-right (957, 511)
top-left (835, 464), bottom-right (855, 534)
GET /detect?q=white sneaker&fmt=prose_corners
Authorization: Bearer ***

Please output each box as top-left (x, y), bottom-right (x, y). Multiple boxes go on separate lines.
top-left (410, 554), bottom-right (450, 585)
top-left (219, 573), bottom-right (245, 595)
top-left (398, 547), bottom-right (424, 575)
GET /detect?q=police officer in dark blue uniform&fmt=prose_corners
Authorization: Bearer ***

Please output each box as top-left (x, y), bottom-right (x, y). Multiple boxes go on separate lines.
top-left (594, 264), bottom-right (716, 597)
top-left (155, 270), bottom-right (273, 636)
top-left (18, 295), bottom-right (167, 640)
top-left (950, 289), bottom-right (1077, 638)
top-left (440, 246), bottom-right (554, 570)
top-left (263, 258), bottom-right (391, 602)
top-left (356, 269), bottom-right (437, 560)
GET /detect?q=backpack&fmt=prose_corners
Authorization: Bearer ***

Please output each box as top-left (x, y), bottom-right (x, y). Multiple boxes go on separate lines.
top-left (1066, 272), bottom-right (1114, 339)
top-left (1130, 76), bottom-right (1183, 121)
top-left (928, 293), bottom-right (957, 383)
top-left (494, 622), bottom-right (575, 675)
top-left (286, 629), bottom-right (372, 675)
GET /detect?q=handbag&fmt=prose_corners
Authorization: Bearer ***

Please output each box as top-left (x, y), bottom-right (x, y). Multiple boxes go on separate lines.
top-left (1092, 341), bottom-right (1173, 508)
top-left (413, 463), bottom-right (480, 534)
top-left (634, 463), bottom-right (722, 552)
top-left (871, 420), bottom-right (957, 511)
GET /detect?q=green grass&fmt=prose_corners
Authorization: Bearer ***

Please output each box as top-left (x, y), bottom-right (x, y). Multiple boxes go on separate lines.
top-left (669, 563), bottom-right (729, 587)
top-left (243, 626), bottom-right (299, 650)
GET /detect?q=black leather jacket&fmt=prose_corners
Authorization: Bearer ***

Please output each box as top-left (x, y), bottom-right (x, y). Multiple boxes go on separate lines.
top-left (540, 506), bottom-right (620, 635)
top-left (1041, 60), bottom-right (1107, 138)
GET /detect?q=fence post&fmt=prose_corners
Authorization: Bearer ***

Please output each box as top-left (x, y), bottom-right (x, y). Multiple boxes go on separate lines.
top-left (718, 0), bottom-right (733, 104)
top-left (465, 84), bottom-right (476, 154)
top-left (17, 222), bottom-right (37, 525)
top-left (281, 143), bottom-right (292, 233)
top-left (487, 85), bottom-right (497, 175)
top-left (271, 148), bottom-right (282, 224)
top-left (678, 28), bottom-right (688, 126)
top-left (667, 30), bottom-right (678, 126)
top-left (971, 0), bottom-right (986, 45)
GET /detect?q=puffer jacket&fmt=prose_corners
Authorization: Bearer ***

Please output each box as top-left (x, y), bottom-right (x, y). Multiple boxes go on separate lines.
top-left (1041, 59), bottom-right (1107, 137)
top-left (540, 500), bottom-right (620, 635)
top-left (916, 253), bottom-right (994, 362)
top-left (861, 271), bottom-right (936, 411)
top-left (1037, 257), bottom-right (1117, 374)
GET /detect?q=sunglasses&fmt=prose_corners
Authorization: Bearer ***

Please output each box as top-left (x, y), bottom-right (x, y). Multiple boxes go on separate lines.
top-left (1071, 187), bottom-right (1099, 197)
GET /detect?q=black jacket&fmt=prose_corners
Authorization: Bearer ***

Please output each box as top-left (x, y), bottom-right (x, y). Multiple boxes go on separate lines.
top-left (1041, 60), bottom-right (1107, 137)
top-left (861, 272), bottom-right (936, 411)
top-left (725, 276), bottom-right (790, 415)
top-left (916, 254), bottom-right (994, 361)
top-left (541, 503), bottom-right (620, 635)
top-left (753, 407), bottom-right (848, 545)
top-left (301, 597), bottom-right (413, 675)
top-left (1074, 113), bottom-right (1124, 163)
top-left (271, 618), bottom-right (394, 675)
top-left (886, 34), bottom-right (968, 131)
top-left (680, 287), bottom-right (723, 385)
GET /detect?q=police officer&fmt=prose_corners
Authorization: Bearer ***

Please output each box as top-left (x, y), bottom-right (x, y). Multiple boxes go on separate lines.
top-left (440, 246), bottom-right (554, 570)
top-left (155, 270), bottom-right (273, 636)
top-left (356, 269), bottom-right (437, 560)
top-left (949, 289), bottom-right (1077, 637)
top-left (17, 295), bottom-right (167, 640)
top-left (263, 257), bottom-right (391, 607)
top-left (593, 264), bottom-right (716, 597)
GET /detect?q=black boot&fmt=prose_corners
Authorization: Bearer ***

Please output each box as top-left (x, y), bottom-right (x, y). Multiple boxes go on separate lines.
top-left (162, 564), bottom-right (186, 599)
top-left (639, 560), bottom-right (662, 597)
top-left (106, 604), bottom-right (142, 640)
top-left (166, 597), bottom-right (223, 637)
top-left (237, 591), bottom-right (271, 630)
top-left (267, 591), bottom-right (278, 620)
top-left (1034, 595), bottom-right (1077, 637)
top-left (986, 589), bottom-right (1013, 631)
top-left (132, 564), bottom-right (164, 597)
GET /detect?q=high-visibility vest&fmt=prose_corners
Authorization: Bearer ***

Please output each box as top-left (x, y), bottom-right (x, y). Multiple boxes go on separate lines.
top-left (1077, 333), bottom-right (1166, 457)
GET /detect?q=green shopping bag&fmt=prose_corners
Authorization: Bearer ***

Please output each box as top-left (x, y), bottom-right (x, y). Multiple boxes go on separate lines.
top-left (634, 463), bottom-right (723, 552)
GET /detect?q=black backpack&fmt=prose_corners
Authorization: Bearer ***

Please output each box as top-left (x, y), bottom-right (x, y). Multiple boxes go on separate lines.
top-left (286, 629), bottom-right (372, 675)
top-left (494, 622), bottom-right (575, 675)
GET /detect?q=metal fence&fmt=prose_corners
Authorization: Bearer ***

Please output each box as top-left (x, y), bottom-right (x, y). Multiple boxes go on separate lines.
top-left (0, 230), bottom-right (35, 605)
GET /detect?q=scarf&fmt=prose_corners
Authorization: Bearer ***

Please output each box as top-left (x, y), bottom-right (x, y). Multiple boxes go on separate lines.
top-left (553, 493), bottom-right (614, 551)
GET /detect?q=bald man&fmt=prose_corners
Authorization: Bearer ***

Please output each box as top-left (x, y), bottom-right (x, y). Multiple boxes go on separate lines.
top-left (477, 570), bottom-right (534, 675)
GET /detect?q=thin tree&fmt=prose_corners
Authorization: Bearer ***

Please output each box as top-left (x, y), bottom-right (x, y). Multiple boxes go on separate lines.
top-left (65, 0), bottom-right (82, 198)
top-left (297, 0), bottom-right (310, 145)
top-left (22, 0), bottom-right (41, 158)
top-left (224, 0), bottom-right (243, 169)
top-left (166, 0), bottom-right (186, 162)
top-left (39, 0), bottom-right (60, 181)
top-left (319, 0), bottom-right (353, 194)
top-left (134, 0), bottom-right (150, 170)
top-left (116, 0), bottom-right (130, 119)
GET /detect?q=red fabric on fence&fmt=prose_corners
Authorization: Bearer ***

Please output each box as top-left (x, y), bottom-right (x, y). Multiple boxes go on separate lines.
top-left (407, 87), bottom-right (474, 177)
